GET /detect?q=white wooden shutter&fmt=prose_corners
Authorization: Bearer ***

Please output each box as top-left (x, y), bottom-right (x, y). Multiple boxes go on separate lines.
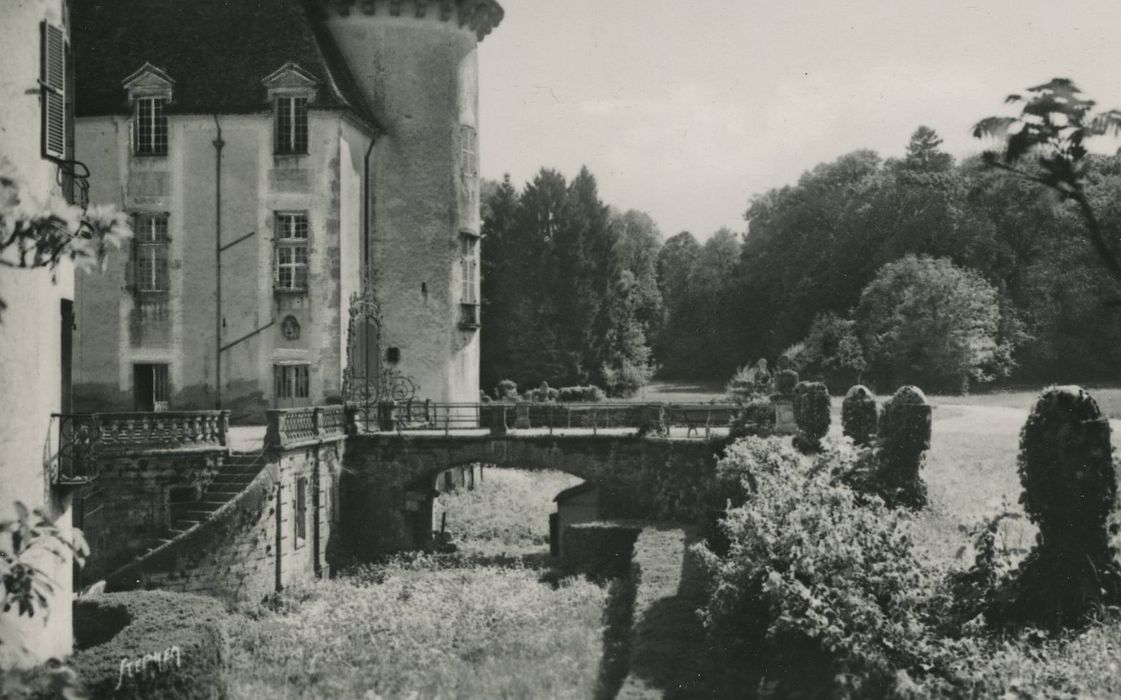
top-left (40, 21), bottom-right (66, 159)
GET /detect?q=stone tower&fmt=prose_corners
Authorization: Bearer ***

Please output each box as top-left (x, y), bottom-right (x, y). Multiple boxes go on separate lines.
top-left (316, 0), bottom-right (503, 403)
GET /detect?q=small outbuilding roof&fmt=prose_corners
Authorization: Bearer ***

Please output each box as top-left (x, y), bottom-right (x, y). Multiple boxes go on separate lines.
top-left (72, 0), bottom-right (377, 129)
top-left (554, 482), bottom-right (598, 503)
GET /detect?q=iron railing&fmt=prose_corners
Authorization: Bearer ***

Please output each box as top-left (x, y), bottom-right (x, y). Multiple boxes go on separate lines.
top-left (266, 405), bottom-right (350, 448)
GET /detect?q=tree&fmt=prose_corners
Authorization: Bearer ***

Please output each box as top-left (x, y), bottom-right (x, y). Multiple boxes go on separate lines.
top-left (901, 126), bottom-right (954, 172)
top-left (855, 256), bottom-right (1015, 392)
top-left (798, 312), bottom-right (866, 390)
top-left (973, 78), bottom-right (1121, 288)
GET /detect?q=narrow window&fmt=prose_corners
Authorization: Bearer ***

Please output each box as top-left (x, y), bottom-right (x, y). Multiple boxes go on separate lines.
top-left (133, 97), bottom-right (168, 155)
top-left (40, 21), bottom-right (67, 159)
top-left (460, 235), bottom-right (478, 304)
top-left (275, 97), bottom-right (308, 155)
top-left (133, 213), bottom-right (170, 293)
top-left (274, 212), bottom-right (309, 292)
top-left (295, 476), bottom-right (308, 543)
top-left (459, 125), bottom-right (477, 178)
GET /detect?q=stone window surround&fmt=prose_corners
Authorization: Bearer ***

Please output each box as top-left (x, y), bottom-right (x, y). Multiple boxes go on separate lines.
top-left (122, 62), bottom-right (174, 157)
top-left (261, 62), bottom-right (319, 158)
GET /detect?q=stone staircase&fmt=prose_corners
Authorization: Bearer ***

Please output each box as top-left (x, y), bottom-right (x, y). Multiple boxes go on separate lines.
top-left (153, 451), bottom-right (265, 548)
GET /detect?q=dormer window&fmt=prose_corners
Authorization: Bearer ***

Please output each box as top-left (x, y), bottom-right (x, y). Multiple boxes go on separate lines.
top-left (134, 97), bottom-right (168, 155)
top-left (262, 62), bottom-right (319, 157)
top-left (275, 97), bottom-right (308, 155)
top-left (122, 63), bottom-right (174, 157)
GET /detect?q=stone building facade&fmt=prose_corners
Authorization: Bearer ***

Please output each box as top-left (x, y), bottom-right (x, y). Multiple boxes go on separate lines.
top-left (71, 0), bottom-right (502, 420)
top-left (0, 0), bottom-right (78, 665)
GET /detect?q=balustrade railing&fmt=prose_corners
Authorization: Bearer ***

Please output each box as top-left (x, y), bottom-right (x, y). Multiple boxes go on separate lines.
top-left (266, 405), bottom-right (350, 448)
top-left (344, 401), bottom-right (738, 439)
top-left (50, 410), bottom-right (229, 485)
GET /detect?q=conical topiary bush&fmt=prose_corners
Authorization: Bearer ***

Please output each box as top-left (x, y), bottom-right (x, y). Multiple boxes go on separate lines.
top-left (841, 385), bottom-right (877, 447)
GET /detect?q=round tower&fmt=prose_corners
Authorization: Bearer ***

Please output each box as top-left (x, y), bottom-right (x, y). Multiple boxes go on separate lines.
top-left (316, 0), bottom-right (503, 404)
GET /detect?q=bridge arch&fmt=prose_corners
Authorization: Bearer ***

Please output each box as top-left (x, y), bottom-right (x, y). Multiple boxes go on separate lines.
top-left (338, 433), bottom-right (722, 560)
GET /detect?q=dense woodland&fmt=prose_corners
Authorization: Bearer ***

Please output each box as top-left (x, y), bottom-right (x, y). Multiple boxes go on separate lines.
top-left (481, 126), bottom-right (1121, 395)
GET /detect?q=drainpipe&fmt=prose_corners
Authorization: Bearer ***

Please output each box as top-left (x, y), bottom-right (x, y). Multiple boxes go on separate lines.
top-left (212, 115), bottom-right (225, 409)
top-left (363, 137), bottom-right (375, 275)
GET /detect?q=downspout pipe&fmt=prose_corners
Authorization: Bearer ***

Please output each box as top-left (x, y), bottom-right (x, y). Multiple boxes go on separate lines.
top-left (213, 115), bottom-right (225, 409)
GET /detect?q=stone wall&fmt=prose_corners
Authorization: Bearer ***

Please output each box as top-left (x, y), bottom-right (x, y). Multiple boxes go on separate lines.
top-left (79, 448), bottom-right (225, 582)
top-left (104, 438), bottom-right (343, 603)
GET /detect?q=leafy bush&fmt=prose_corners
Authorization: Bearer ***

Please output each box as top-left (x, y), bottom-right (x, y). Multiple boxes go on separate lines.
top-left (557, 385), bottom-right (605, 403)
top-left (726, 363), bottom-right (762, 404)
top-left (842, 385), bottom-right (878, 446)
top-left (523, 381), bottom-right (558, 403)
top-left (697, 437), bottom-right (955, 696)
top-left (799, 312), bottom-right (866, 391)
top-left (68, 591), bottom-right (227, 699)
top-left (876, 385), bottom-right (932, 508)
top-left (494, 379), bottom-right (518, 401)
top-left (792, 381), bottom-right (830, 452)
top-left (601, 358), bottom-right (655, 398)
top-left (988, 386), bottom-right (1121, 628)
top-left (727, 399), bottom-right (776, 441)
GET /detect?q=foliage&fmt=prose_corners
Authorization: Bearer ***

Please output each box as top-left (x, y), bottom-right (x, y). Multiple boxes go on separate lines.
top-left (841, 385), bottom-right (878, 447)
top-left (725, 360), bottom-right (770, 404)
top-left (0, 158), bottom-right (130, 321)
top-left (792, 381), bottom-right (830, 453)
top-left (0, 503), bottom-right (88, 622)
top-left (600, 356), bottom-right (655, 398)
top-left (480, 168), bottom-right (660, 392)
top-left (799, 312), bottom-right (866, 390)
top-left (856, 256), bottom-right (1014, 393)
top-left (556, 385), bottom-right (605, 403)
top-left (493, 379), bottom-right (518, 401)
top-left (772, 368), bottom-right (798, 395)
top-left (66, 591), bottom-right (227, 700)
top-left (697, 437), bottom-right (958, 697)
top-left (727, 399), bottom-right (776, 441)
top-left (874, 385), bottom-right (933, 508)
top-left (987, 385), bottom-right (1121, 628)
top-left (225, 557), bottom-right (610, 700)
top-left (974, 78), bottom-right (1121, 287)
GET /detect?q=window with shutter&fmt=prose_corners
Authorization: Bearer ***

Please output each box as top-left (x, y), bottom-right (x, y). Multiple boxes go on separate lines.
top-left (40, 21), bottom-right (67, 160)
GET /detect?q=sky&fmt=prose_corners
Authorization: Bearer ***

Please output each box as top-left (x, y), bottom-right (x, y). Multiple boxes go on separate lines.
top-left (477, 0), bottom-right (1121, 241)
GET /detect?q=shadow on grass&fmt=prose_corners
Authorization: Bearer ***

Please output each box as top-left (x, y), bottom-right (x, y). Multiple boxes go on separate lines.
top-left (594, 576), bottom-right (637, 700)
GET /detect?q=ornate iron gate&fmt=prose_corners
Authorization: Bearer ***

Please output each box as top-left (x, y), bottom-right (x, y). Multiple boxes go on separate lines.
top-left (341, 278), bottom-right (417, 430)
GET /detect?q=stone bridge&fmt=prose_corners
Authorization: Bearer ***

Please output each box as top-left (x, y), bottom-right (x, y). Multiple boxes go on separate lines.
top-left (341, 432), bottom-right (726, 557)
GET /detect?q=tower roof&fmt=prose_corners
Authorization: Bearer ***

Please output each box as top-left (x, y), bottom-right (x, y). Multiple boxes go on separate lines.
top-left (72, 0), bottom-right (377, 128)
top-left (309, 0), bottom-right (504, 42)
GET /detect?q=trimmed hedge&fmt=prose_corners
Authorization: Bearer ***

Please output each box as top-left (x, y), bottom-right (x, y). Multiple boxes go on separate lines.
top-left (557, 385), bottom-right (606, 403)
top-left (841, 385), bottom-right (878, 447)
top-left (876, 385), bottom-right (932, 508)
top-left (792, 381), bottom-right (830, 452)
top-left (68, 590), bottom-right (227, 699)
top-left (728, 399), bottom-right (776, 441)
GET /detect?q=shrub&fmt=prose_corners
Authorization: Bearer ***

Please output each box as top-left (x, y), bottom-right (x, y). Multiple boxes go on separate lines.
top-left (875, 385), bottom-right (932, 508)
top-left (799, 312), bottom-right (867, 392)
top-left (68, 590), bottom-right (227, 699)
top-left (989, 386), bottom-right (1121, 628)
top-left (557, 385), bottom-right (605, 403)
top-left (697, 437), bottom-right (954, 696)
top-left (727, 399), bottom-right (776, 441)
top-left (494, 379), bottom-right (518, 401)
top-left (726, 363), bottom-right (760, 404)
top-left (601, 359), bottom-right (655, 398)
top-left (525, 381), bottom-right (556, 403)
top-left (792, 381), bottom-right (830, 452)
top-left (842, 385), bottom-right (878, 446)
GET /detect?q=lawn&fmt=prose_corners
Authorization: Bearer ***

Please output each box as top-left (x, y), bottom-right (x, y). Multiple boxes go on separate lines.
top-left (225, 468), bottom-right (615, 699)
top-left (225, 559), bottom-right (612, 700)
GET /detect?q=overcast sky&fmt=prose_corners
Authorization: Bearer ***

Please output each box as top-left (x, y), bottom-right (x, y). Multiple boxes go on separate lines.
top-left (477, 0), bottom-right (1121, 241)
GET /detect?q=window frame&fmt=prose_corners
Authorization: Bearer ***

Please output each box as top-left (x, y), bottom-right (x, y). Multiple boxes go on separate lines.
top-left (294, 476), bottom-right (308, 546)
top-left (274, 211), bottom-right (309, 293)
top-left (274, 96), bottom-right (309, 156)
top-left (133, 96), bottom-right (169, 156)
top-left (132, 213), bottom-right (170, 294)
top-left (460, 125), bottom-right (478, 178)
top-left (273, 363), bottom-right (310, 401)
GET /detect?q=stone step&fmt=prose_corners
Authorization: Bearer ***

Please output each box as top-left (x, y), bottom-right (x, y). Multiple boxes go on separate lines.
top-left (184, 508), bottom-right (220, 520)
top-left (207, 484), bottom-right (245, 496)
top-left (213, 473), bottom-right (256, 484)
top-left (172, 519), bottom-right (200, 533)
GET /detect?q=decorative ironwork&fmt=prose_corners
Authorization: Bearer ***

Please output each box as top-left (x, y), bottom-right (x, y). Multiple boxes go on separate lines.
top-left (53, 413), bottom-right (101, 485)
top-left (342, 275), bottom-right (418, 428)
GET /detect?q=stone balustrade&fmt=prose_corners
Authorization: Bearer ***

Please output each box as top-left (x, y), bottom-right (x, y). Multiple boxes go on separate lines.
top-left (62, 411), bottom-right (229, 455)
top-left (266, 405), bottom-right (350, 449)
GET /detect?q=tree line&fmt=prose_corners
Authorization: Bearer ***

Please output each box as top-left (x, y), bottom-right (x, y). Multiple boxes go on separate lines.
top-left (482, 100), bottom-right (1121, 395)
